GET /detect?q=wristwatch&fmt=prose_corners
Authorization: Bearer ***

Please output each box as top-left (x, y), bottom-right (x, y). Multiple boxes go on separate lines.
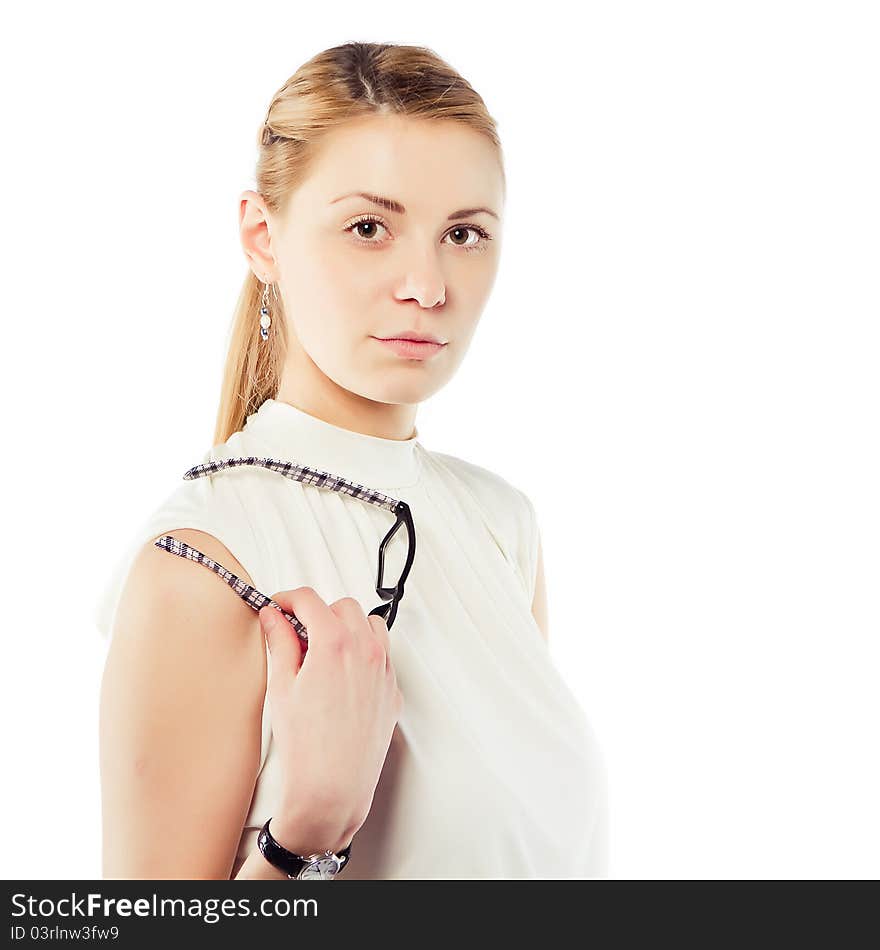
top-left (257, 818), bottom-right (353, 880)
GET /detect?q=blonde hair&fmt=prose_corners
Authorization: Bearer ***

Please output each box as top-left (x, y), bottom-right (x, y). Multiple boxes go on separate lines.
top-left (212, 41), bottom-right (505, 445)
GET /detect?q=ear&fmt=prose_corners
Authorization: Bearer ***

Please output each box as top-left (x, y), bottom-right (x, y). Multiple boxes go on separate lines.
top-left (239, 190), bottom-right (279, 282)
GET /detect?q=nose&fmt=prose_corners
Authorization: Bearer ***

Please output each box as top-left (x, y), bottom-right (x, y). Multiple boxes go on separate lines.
top-left (395, 245), bottom-right (447, 309)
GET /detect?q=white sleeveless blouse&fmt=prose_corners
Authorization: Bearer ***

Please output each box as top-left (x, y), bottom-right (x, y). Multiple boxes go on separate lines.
top-left (94, 398), bottom-right (608, 879)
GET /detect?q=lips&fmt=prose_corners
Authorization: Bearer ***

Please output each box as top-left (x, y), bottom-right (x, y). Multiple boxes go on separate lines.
top-left (377, 331), bottom-right (447, 344)
top-left (372, 337), bottom-right (447, 360)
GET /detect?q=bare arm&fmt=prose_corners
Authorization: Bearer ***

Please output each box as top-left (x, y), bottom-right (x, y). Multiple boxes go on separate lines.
top-left (531, 532), bottom-right (549, 645)
top-left (99, 528), bottom-right (273, 879)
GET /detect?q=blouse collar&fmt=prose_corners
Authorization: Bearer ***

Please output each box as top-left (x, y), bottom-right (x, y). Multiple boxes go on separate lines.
top-left (241, 398), bottom-right (423, 489)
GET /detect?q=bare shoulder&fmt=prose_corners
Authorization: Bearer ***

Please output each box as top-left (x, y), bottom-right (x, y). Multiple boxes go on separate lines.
top-left (100, 528), bottom-right (267, 878)
top-left (114, 528), bottom-right (264, 654)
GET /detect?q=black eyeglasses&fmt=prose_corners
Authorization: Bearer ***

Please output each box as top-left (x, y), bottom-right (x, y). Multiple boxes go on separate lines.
top-left (153, 456), bottom-right (416, 648)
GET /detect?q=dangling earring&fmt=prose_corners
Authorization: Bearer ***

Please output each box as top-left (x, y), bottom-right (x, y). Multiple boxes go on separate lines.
top-left (259, 278), bottom-right (272, 341)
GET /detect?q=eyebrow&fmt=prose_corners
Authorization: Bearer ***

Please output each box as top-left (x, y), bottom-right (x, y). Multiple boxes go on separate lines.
top-left (330, 191), bottom-right (499, 221)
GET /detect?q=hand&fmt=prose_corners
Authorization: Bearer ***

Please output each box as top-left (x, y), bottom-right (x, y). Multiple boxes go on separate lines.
top-left (258, 588), bottom-right (403, 855)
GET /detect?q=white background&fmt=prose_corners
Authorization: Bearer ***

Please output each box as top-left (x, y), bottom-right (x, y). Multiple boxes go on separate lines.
top-left (1, 0), bottom-right (877, 879)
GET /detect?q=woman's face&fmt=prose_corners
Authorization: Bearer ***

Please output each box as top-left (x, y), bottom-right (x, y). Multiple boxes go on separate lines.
top-left (244, 114), bottom-right (504, 410)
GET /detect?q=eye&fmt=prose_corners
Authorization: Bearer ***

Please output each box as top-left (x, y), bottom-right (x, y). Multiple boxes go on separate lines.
top-left (342, 214), bottom-right (493, 252)
top-left (443, 225), bottom-right (492, 251)
top-left (344, 215), bottom-right (391, 243)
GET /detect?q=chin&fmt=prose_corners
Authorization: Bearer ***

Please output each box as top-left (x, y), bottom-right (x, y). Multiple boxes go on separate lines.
top-left (359, 374), bottom-right (448, 406)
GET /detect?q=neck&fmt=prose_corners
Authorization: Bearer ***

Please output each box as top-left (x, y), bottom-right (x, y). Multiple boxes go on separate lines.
top-left (275, 370), bottom-right (418, 448)
top-left (276, 348), bottom-right (418, 441)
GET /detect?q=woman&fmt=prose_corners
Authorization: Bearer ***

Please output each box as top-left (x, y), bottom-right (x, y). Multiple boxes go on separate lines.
top-left (95, 41), bottom-right (608, 880)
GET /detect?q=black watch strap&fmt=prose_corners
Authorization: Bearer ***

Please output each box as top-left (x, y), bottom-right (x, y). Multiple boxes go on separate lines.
top-left (257, 818), bottom-right (352, 878)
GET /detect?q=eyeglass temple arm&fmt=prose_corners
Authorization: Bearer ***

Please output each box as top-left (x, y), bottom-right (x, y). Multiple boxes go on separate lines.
top-left (182, 456), bottom-right (401, 514)
top-left (152, 535), bottom-right (310, 646)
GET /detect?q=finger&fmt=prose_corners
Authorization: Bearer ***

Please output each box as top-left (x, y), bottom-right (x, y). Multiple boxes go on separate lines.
top-left (273, 587), bottom-right (345, 658)
top-left (328, 597), bottom-right (373, 640)
top-left (259, 601), bottom-right (303, 677)
top-left (366, 613), bottom-right (391, 656)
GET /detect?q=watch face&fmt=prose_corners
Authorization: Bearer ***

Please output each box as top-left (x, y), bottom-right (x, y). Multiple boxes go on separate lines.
top-left (298, 855), bottom-right (342, 880)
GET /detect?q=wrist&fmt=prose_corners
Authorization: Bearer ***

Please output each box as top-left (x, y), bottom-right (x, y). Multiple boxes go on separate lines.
top-left (269, 814), bottom-right (353, 857)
